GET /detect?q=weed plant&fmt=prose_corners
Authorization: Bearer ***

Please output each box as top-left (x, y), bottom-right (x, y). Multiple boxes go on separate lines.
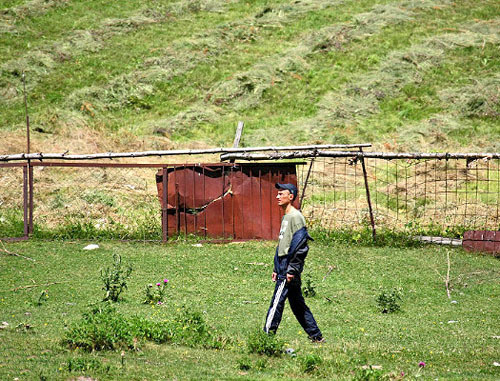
top-left (375, 287), bottom-right (403, 313)
top-left (63, 303), bottom-right (137, 351)
top-left (143, 278), bottom-right (169, 305)
top-left (66, 357), bottom-right (111, 374)
top-left (100, 254), bottom-right (133, 302)
top-left (63, 303), bottom-right (227, 352)
top-left (247, 330), bottom-right (284, 357)
top-left (33, 289), bottom-right (49, 307)
top-left (300, 353), bottom-right (323, 373)
top-left (302, 275), bottom-right (317, 298)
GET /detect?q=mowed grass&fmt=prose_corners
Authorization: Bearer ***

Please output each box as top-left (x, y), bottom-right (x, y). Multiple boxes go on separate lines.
top-left (1, 0), bottom-right (498, 153)
top-left (0, 240), bottom-right (499, 380)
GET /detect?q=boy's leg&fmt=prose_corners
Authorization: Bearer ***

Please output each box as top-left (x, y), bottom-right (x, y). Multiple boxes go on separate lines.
top-left (288, 280), bottom-right (322, 339)
top-left (264, 279), bottom-right (289, 334)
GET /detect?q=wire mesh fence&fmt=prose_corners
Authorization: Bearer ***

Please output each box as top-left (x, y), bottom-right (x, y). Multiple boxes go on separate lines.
top-left (298, 156), bottom-right (500, 234)
top-left (1, 153), bottom-right (499, 241)
top-left (0, 164), bottom-right (26, 238)
top-left (34, 165), bottom-right (161, 240)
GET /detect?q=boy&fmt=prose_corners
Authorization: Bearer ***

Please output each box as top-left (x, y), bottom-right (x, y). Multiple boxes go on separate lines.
top-left (263, 183), bottom-right (323, 342)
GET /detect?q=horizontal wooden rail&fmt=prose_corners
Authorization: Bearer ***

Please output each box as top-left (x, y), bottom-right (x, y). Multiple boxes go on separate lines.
top-left (0, 144), bottom-right (371, 162)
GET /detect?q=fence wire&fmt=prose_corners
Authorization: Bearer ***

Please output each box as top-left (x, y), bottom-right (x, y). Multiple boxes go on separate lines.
top-left (1, 155), bottom-right (499, 240)
top-left (0, 166), bottom-right (25, 238)
top-left (298, 157), bottom-right (500, 233)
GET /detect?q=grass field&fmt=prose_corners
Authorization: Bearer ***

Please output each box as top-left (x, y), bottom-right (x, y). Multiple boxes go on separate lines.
top-left (0, 239), bottom-right (499, 380)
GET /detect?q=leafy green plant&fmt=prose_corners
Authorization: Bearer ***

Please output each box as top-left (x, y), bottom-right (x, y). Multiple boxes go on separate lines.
top-left (143, 278), bottom-right (168, 305)
top-left (63, 304), bottom-right (227, 352)
top-left (63, 302), bottom-right (136, 351)
top-left (100, 254), bottom-right (133, 302)
top-left (300, 353), bottom-right (323, 373)
top-left (236, 356), bottom-right (252, 371)
top-left (354, 366), bottom-right (384, 380)
top-left (376, 287), bottom-right (403, 313)
top-left (34, 289), bottom-right (49, 306)
top-left (247, 330), bottom-right (284, 357)
top-left (302, 275), bottom-right (317, 298)
top-left (171, 308), bottom-right (227, 349)
top-left (67, 357), bottom-right (111, 373)
top-left (255, 358), bottom-right (268, 370)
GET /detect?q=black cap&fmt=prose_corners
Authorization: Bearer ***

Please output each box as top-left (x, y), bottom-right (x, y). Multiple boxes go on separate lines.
top-left (275, 183), bottom-right (298, 200)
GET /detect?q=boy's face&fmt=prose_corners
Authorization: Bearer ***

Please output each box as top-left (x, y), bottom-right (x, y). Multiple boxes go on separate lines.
top-left (276, 190), bottom-right (293, 206)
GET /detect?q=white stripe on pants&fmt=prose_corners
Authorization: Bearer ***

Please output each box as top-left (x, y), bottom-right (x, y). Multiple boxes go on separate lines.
top-left (265, 280), bottom-right (286, 333)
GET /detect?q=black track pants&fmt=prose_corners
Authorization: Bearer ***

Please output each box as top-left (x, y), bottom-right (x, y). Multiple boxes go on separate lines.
top-left (264, 278), bottom-right (322, 339)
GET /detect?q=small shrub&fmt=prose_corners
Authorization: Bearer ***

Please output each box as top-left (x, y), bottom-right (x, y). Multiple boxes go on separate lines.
top-left (247, 330), bottom-right (284, 357)
top-left (237, 356), bottom-right (252, 371)
top-left (302, 275), bottom-right (317, 298)
top-left (63, 304), bottom-right (227, 352)
top-left (143, 278), bottom-right (169, 305)
top-left (172, 308), bottom-right (227, 349)
top-left (300, 353), bottom-right (323, 373)
top-left (376, 287), bottom-right (403, 313)
top-left (100, 254), bottom-right (133, 302)
top-left (129, 315), bottom-right (173, 344)
top-left (67, 357), bottom-right (111, 373)
top-left (354, 366), bottom-right (384, 380)
top-left (63, 303), bottom-right (136, 351)
top-left (34, 289), bottom-right (49, 306)
top-left (255, 358), bottom-right (268, 370)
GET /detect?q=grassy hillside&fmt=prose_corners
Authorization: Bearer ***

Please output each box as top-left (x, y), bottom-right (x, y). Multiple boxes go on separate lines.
top-left (1, 0), bottom-right (499, 155)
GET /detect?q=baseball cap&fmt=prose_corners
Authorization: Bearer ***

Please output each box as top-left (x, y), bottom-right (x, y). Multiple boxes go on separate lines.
top-left (275, 183), bottom-right (298, 200)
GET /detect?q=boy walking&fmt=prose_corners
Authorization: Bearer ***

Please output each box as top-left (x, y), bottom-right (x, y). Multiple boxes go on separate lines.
top-left (263, 183), bottom-right (323, 342)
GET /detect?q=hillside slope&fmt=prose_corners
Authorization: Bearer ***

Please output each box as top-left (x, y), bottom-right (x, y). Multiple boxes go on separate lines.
top-left (1, 0), bottom-right (499, 155)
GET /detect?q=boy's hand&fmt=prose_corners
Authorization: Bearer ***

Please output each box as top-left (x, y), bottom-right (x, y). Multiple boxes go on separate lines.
top-left (286, 273), bottom-right (294, 283)
top-left (272, 272), bottom-right (277, 282)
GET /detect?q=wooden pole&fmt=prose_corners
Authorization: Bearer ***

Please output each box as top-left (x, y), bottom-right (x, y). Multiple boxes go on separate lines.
top-left (230, 121), bottom-right (244, 164)
top-left (220, 151), bottom-right (500, 161)
top-left (0, 144), bottom-right (372, 162)
top-left (233, 121), bottom-right (244, 148)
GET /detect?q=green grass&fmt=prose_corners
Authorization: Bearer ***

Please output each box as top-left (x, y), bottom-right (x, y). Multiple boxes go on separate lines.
top-left (0, 240), bottom-right (499, 379)
top-left (1, 0), bottom-right (498, 151)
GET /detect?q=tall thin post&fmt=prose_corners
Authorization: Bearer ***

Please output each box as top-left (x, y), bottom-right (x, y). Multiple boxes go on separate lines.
top-left (23, 165), bottom-right (28, 237)
top-left (162, 168), bottom-right (168, 243)
top-left (28, 165), bottom-right (33, 233)
top-left (233, 121), bottom-right (245, 148)
top-left (22, 72), bottom-right (30, 156)
top-left (359, 148), bottom-right (376, 240)
top-left (299, 156), bottom-right (316, 210)
top-left (22, 72), bottom-right (33, 234)
top-left (230, 121), bottom-right (244, 164)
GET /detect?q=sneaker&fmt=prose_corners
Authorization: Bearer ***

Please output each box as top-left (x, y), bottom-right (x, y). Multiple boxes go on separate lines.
top-left (309, 336), bottom-right (326, 343)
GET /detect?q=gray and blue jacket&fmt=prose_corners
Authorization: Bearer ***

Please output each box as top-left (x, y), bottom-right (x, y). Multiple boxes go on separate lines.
top-left (273, 226), bottom-right (314, 280)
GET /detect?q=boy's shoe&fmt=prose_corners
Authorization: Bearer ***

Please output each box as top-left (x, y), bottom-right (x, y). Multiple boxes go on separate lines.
top-left (309, 336), bottom-right (326, 343)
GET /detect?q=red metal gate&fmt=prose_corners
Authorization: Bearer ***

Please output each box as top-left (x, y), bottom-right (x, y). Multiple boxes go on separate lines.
top-left (156, 163), bottom-right (300, 240)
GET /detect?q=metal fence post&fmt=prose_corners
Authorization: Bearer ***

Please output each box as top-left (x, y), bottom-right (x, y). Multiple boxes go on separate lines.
top-left (28, 164), bottom-right (33, 234)
top-left (162, 167), bottom-right (168, 243)
top-left (359, 148), bottom-right (376, 240)
top-left (23, 165), bottom-right (28, 237)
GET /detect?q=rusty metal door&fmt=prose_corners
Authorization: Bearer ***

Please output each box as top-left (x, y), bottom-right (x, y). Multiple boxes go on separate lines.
top-left (156, 163), bottom-right (300, 240)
